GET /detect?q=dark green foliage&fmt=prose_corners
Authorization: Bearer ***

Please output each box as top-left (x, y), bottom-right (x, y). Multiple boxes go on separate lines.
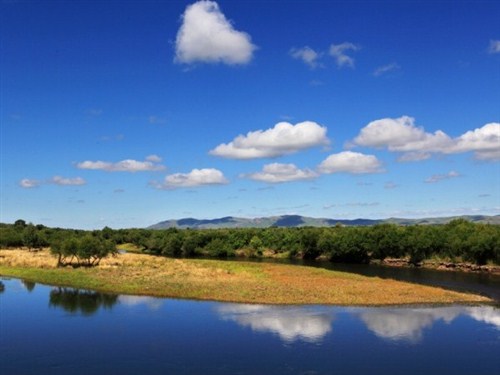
top-left (3, 219), bottom-right (499, 266)
top-left (203, 238), bottom-right (234, 258)
top-left (22, 224), bottom-right (47, 251)
top-left (50, 235), bottom-right (116, 267)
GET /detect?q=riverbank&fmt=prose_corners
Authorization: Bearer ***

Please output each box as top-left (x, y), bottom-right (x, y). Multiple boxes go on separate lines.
top-left (0, 249), bottom-right (492, 305)
top-left (375, 258), bottom-right (500, 275)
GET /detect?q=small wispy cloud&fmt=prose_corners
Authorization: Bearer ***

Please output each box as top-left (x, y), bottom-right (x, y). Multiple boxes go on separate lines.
top-left (488, 40), bottom-right (500, 54)
top-left (384, 182), bottom-right (399, 189)
top-left (19, 179), bottom-right (41, 188)
top-left (329, 42), bottom-right (360, 68)
top-left (20, 176), bottom-right (86, 188)
top-left (86, 108), bottom-right (103, 116)
top-left (424, 171), bottom-right (460, 184)
top-left (290, 46), bottom-right (322, 69)
top-left (373, 63), bottom-right (400, 77)
top-left (148, 115), bottom-right (167, 125)
top-left (50, 176), bottom-right (86, 186)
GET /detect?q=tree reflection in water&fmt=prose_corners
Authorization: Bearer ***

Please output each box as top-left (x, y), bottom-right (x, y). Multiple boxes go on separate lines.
top-left (49, 287), bottom-right (118, 316)
top-left (21, 279), bottom-right (36, 292)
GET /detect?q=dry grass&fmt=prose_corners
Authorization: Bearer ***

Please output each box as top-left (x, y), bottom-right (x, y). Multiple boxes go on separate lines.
top-left (0, 248), bottom-right (492, 305)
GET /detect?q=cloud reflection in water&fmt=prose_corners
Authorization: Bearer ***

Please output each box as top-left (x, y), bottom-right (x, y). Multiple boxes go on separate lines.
top-left (360, 306), bottom-right (500, 342)
top-left (216, 304), bottom-right (334, 343)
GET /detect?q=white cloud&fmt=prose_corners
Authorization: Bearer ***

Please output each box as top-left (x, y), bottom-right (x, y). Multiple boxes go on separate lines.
top-left (19, 179), bottom-right (40, 188)
top-left (424, 170), bottom-right (460, 184)
top-left (290, 46), bottom-right (322, 69)
top-left (245, 163), bottom-right (318, 183)
top-left (488, 40), bottom-right (500, 54)
top-left (329, 42), bottom-right (360, 68)
top-left (373, 62), bottom-right (400, 77)
top-left (396, 152), bottom-right (431, 162)
top-left (451, 122), bottom-right (500, 160)
top-left (318, 151), bottom-right (384, 174)
top-left (20, 176), bottom-right (86, 188)
top-left (352, 117), bottom-right (500, 161)
top-left (210, 121), bottom-right (329, 159)
top-left (155, 168), bottom-right (228, 189)
top-left (146, 154), bottom-right (162, 163)
top-left (174, 0), bottom-right (256, 65)
top-left (76, 157), bottom-right (165, 172)
top-left (148, 115), bottom-right (167, 125)
top-left (353, 116), bottom-right (453, 153)
top-left (50, 176), bottom-right (86, 186)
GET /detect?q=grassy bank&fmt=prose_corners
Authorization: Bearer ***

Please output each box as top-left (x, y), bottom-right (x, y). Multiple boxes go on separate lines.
top-left (0, 249), bottom-right (492, 305)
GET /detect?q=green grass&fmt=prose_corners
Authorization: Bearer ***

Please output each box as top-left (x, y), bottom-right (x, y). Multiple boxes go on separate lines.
top-left (0, 249), bottom-right (493, 305)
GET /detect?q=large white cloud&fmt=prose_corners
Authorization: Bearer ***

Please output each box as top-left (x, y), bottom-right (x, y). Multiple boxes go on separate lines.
top-left (329, 42), bottom-right (360, 68)
top-left (245, 163), bottom-right (318, 183)
top-left (351, 117), bottom-right (500, 161)
top-left (76, 157), bottom-right (165, 172)
top-left (451, 123), bottom-right (500, 160)
top-left (353, 116), bottom-right (453, 153)
top-left (156, 168), bottom-right (228, 189)
top-left (174, 0), bottom-right (256, 65)
top-left (210, 121), bottom-right (329, 159)
top-left (318, 151), bottom-right (383, 174)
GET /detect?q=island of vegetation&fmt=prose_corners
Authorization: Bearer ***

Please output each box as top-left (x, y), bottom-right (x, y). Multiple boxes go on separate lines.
top-left (0, 219), bottom-right (498, 305)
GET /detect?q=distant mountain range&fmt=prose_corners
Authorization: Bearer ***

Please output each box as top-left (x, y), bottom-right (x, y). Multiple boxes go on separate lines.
top-left (148, 214), bottom-right (500, 229)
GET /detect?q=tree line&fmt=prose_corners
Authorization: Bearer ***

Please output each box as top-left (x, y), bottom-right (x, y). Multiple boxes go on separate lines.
top-left (1, 219), bottom-right (499, 266)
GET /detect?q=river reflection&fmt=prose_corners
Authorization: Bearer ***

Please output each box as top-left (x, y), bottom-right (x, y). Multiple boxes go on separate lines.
top-left (217, 304), bottom-right (334, 342)
top-left (216, 303), bottom-right (500, 344)
top-left (1, 278), bottom-right (499, 375)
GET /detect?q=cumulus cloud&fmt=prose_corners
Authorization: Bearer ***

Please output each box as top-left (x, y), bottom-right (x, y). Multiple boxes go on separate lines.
top-left (353, 116), bottom-right (453, 153)
top-left (488, 40), bottom-right (500, 54)
top-left (19, 179), bottom-right (40, 188)
top-left (424, 171), bottom-right (460, 184)
top-left (451, 123), bottom-right (500, 160)
top-left (373, 62), bottom-right (400, 77)
top-left (244, 163), bottom-right (318, 183)
top-left (351, 117), bottom-right (500, 161)
top-left (360, 307), bottom-right (461, 342)
top-left (174, 0), bottom-right (256, 65)
top-left (329, 42), bottom-right (360, 68)
top-left (290, 46), bottom-right (322, 69)
top-left (76, 157), bottom-right (165, 172)
top-left (217, 304), bottom-right (334, 343)
top-left (50, 176), bottom-right (86, 186)
top-left (210, 121), bottom-right (329, 159)
top-left (318, 151), bottom-right (383, 174)
top-left (154, 168), bottom-right (228, 189)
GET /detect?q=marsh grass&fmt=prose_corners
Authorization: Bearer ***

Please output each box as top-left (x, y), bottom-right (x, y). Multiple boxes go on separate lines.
top-left (0, 248), bottom-right (492, 305)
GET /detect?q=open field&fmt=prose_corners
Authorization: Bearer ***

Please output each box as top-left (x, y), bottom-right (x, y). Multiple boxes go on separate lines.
top-left (0, 248), bottom-right (492, 305)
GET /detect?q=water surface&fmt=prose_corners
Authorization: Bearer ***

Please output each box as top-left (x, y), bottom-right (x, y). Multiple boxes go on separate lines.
top-left (0, 278), bottom-right (499, 375)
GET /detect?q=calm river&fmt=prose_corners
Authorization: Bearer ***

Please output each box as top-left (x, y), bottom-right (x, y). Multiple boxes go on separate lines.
top-left (1, 277), bottom-right (499, 375)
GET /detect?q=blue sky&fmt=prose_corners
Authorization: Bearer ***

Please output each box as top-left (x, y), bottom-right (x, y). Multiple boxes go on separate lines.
top-left (1, 0), bottom-right (499, 229)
